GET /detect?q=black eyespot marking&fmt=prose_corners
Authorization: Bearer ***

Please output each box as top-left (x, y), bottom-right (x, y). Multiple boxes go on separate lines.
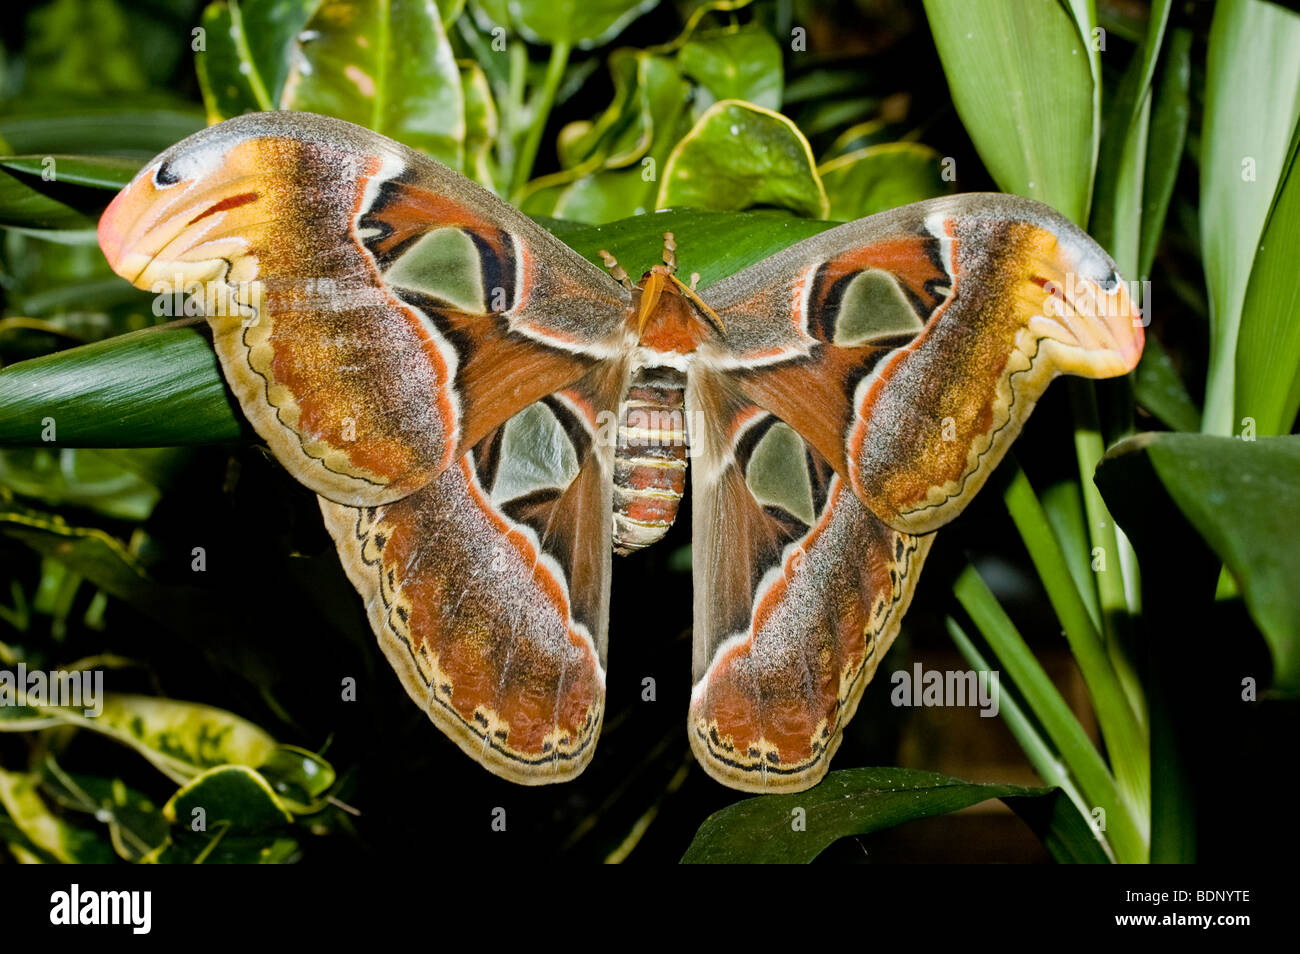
top-left (1100, 270), bottom-right (1122, 293)
top-left (152, 161), bottom-right (181, 187)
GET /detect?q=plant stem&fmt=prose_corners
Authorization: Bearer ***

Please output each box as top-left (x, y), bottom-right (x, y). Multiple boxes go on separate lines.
top-left (510, 39), bottom-right (570, 199)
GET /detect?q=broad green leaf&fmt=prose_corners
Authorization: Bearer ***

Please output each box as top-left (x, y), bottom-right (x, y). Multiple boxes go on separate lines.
top-left (149, 766), bottom-right (298, 863)
top-left (0, 767), bottom-right (114, 863)
top-left (921, 0), bottom-right (1097, 224)
top-left (681, 767), bottom-right (1051, 863)
top-left (818, 143), bottom-right (951, 221)
top-left (511, 0), bottom-right (658, 48)
top-left (1234, 122), bottom-right (1300, 437)
top-left (0, 155), bottom-right (131, 231)
top-left (257, 745), bottom-right (338, 811)
top-left (281, 0), bottom-right (466, 167)
top-left (1199, 0), bottom-right (1300, 435)
top-left (1097, 433), bottom-right (1300, 693)
top-left (659, 101), bottom-right (828, 218)
top-left (0, 106), bottom-right (205, 161)
top-left (6, 694), bottom-right (281, 784)
top-left (163, 765), bottom-right (294, 829)
top-left (0, 155), bottom-right (141, 191)
top-left (678, 25), bottom-right (783, 112)
top-left (0, 494), bottom-right (150, 596)
top-left (0, 326), bottom-right (244, 447)
top-left (196, 0), bottom-right (318, 120)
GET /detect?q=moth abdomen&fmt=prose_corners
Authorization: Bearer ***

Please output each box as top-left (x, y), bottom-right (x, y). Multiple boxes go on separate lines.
top-left (612, 369), bottom-right (689, 555)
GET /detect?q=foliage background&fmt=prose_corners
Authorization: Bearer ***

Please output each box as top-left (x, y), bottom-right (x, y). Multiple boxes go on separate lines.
top-left (0, 0), bottom-right (1296, 863)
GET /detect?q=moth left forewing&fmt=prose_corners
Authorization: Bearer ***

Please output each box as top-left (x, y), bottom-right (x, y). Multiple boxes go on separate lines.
top-left (99, 111), bottom-right (631, 508)
top-left (699, 193), bottom-right (1144, 536)
top-left (686, 370), bottom-right (932, 793)
top-left (321, 362), bottom-right (625, 784)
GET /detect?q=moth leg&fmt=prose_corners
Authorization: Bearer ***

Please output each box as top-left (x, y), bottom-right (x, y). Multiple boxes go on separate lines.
top-left (599, 249), bottom-right (634, 290)
top-left (689, 271), bottom-right (700, 291)
top-left (662, 232), bottom-right (678, 274)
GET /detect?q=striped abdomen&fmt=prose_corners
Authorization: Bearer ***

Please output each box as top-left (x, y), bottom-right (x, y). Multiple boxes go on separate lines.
top-left (613, 368), bottom-right (688, 554)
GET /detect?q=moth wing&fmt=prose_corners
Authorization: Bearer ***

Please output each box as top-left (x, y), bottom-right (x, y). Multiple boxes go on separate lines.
top-left (99, 111), bottom-right (630, 507)
top-left (686, 370), bottom-right (933, 792)
top-left (321, 363), bottom-right (626, 783)
top-left (698, 193), bottom-right (1144, 535)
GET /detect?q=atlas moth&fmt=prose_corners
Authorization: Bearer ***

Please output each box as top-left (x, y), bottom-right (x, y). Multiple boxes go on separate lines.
top-left (99, 113), bottom-right (1142, 793)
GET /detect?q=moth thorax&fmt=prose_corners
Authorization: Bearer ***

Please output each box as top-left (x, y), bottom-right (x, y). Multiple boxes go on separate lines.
top-left (612, 367), bottom-right (689, 555)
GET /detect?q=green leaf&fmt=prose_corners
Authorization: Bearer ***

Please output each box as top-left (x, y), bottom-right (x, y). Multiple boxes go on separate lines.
top-left (947, 619), bottom-right (1111, 863)
top-left (151, 766), bottom-right (299, 863)
top-left (2, 693), bottom-right (281, 784)
top-left (1097, 433), bottom-right (1300, 693)
top-left (163, 765), bottom-right (294, 829)
top-left (1199, 0), bottom-right (1300, 434)
top-left (0, 326), bottom-right (244, 447)
top-left (681, 767), bottom-right (1051, 863)
top-left (257, 745), bottom-right (338, 811)
top-left (0, 106), bottom-right (205, 160)
top-left (0, 447), bottom-right (184, 522)
top-left (1234, 120), bottom-right (1300, 436)
top-left (196, 0), bottom-right (318, 120)
top-left (818, 143), bottom-right (951, 221)
top-left (0, 766), bottom-right (114, 863)
top-left (0, 155), bottom-right (132, 232)
top-left (0, 494), bottom-right (150, 596)
top-left (921, 0), bottom-right (1097, 224)
top-left (36, 757), bottom-right (168, 862)
top-left (1089, 0), bottom-right (1171, 278)
top-left (1138, 26), bottom-right (1191, 284)
top-left (525, 53), bottom-right (690, 222)
top-left (460, 60), bottom-right (500, 189)
top-left (678, 25), bottom-right (783, 112)
top-left (659, 101), bottom-right (828, 218)
top-left (281, 0), bottom-right (466, 168)
top-left (511, 0), bottom-right (658, 48)
top-left (0, 155), bottom-right (142, 191)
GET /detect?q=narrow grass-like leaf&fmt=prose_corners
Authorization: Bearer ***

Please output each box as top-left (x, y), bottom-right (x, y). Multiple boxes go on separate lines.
top-left (1234, 121), bottom-right (1300, 436)
top-left (952, 565), bottom-right (1144, 862)
top-left (1199, 0), bottom-right (1300, 435)
top-left (921, 0), bottom-right (1097, 224)
top-left (1138, 26), bottom-right (1191, 284)
top-left (947, 618), bottom-right (1112, 863)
